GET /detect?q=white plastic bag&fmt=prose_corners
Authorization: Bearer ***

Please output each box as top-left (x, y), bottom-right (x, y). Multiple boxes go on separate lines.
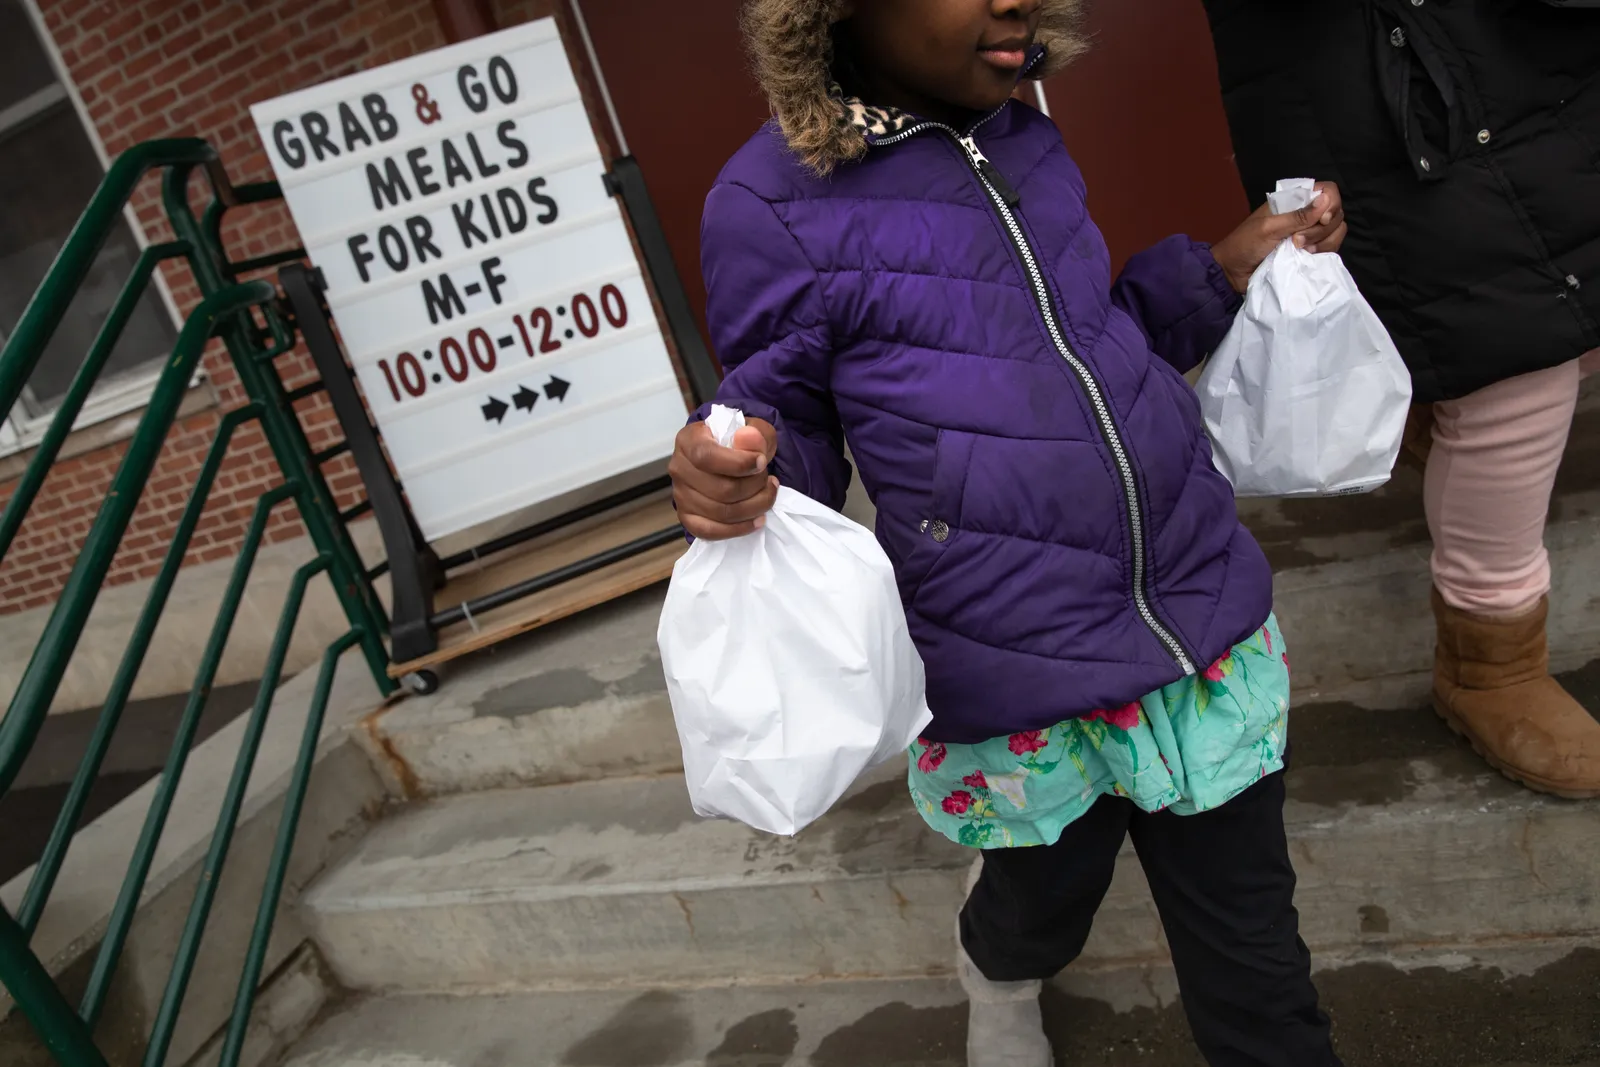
top-left (1197, 178), bottom-right (1412, 497)
top-left (657, 405), bottom-right (932, 836)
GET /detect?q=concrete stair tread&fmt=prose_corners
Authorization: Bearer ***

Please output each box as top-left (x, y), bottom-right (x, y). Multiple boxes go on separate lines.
top-left (310, 737), bottom-right (1547, 914)
top-left (280, 977), bottom-right (967, 1067)
top-left (302, 763), bottom-right (964, 912)
top-left (300, 699), bottom-right (1600, 993)
top-left (280, 942), bottom-right (1600, 1067)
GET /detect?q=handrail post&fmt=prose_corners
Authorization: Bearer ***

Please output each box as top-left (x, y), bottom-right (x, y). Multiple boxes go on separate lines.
top-left (0, 905), bottom-right (109, 1067)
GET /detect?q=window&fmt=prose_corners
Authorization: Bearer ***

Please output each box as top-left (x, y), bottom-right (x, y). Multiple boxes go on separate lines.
top-left (0, 0), bottom-right (179, 447)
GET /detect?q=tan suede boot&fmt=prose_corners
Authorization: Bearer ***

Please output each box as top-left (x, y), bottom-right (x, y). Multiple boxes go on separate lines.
top-left (1433, 590), bottom-right (1600, 798)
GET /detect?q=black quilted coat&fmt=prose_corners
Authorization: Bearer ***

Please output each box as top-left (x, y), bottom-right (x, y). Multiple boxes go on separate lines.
top-left (1204, 0), bottom-right (1600, 403)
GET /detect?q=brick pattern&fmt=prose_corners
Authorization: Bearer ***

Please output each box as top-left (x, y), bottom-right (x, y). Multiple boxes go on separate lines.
top-left (2, 0), bottom-right (453, 614)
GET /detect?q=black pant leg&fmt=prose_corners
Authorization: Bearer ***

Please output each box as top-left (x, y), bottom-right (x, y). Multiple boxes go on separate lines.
top-left (959, 792), bottom-right (1133, 982)
top-left (1127, 772), bottom-right (1341, 1067)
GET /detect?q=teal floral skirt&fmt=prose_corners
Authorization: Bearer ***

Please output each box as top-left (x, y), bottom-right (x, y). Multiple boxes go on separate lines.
top-left (909, 616), bottom-right (1290, 849)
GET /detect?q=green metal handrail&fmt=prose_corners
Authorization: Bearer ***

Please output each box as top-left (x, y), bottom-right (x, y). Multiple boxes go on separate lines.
top-left (141, 551), bottom-right (330, 1067)
top-left (0, 279), bottom-right (277, 800)
top-left (0, 240), bottom-right (191, 560)
top-left (0, 137), bottom-right (397, 1067)
top-left (163, 160), bottom-right (392, 687)
top-left (216, 629), bottom-right (361, 1067)
top-left (0, 908), bottom-right (109, 1067)
top-left (17, 403), bottom-right (262, 935)
top-left (82, 481), bottom-right (296, 1028)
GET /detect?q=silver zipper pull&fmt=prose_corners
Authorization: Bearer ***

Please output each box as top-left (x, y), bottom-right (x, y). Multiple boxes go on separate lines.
top-left (959, 133), bottom-right (1020, 207)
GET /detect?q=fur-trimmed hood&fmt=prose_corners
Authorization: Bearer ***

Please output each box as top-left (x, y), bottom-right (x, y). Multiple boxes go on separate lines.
top-left (742, 0), bottom-right (1085, 173)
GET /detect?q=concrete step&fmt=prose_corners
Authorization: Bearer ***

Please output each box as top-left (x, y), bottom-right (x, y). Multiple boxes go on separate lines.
top-left (279, 942), bottom-right (1600, 1067)
top-left (353, 589), bottom-right (681, 799)
top-left (357, 387), bottom-right (1600, 798)
top-left (302, 691), bottom-right (1600, 995)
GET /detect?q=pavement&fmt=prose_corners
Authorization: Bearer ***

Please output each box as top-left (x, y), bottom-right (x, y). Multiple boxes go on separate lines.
top-left (282, 947), bottom-right (1600, 1066)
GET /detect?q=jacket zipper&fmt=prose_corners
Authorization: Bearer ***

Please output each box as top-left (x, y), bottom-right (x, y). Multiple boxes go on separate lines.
top-left (878, 113), bottom-right (1197, 675)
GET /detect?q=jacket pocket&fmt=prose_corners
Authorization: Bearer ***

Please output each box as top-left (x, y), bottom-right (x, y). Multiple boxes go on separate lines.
top-left (901, 429), bottom-right (976, 609)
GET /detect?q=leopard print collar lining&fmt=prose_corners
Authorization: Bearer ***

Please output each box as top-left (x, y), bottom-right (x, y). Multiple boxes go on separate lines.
top-left (833, 89), bottom-right (921, 142)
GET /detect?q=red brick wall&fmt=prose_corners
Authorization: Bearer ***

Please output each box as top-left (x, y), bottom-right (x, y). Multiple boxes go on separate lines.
top-left (0, 0), bottom-right (456, 614)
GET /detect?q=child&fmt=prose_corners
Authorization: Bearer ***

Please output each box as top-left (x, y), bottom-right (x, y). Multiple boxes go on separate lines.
top-left (667, 1), bottom-right (1348, 1064)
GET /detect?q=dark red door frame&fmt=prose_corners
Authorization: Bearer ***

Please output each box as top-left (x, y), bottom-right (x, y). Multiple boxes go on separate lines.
top-left (432, 0), bottom-right (498, 42)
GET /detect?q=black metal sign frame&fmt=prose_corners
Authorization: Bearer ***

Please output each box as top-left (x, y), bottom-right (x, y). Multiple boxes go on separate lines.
top-left (280, 155), bottom-right (715, 684)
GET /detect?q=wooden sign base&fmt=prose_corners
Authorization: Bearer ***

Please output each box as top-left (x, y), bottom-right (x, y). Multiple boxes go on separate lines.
top-left (386, 493), bottom-right (683, 688)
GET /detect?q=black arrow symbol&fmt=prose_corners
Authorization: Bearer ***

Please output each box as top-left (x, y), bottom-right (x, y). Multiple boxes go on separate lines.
top-left (481, 396), bottom-right (509, 423)
top-left (512, 385), bottom-right (539, 413)
top-left (544, 376), bottom-right (571, 402)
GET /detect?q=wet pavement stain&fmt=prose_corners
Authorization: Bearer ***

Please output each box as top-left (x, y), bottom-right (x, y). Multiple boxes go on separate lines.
top-left (1282, 700), bottom-right (1516, 808)
top-left (611, 655), bottom-right (669, 698)
top-left (704, 1008), bottom-right (799, 1064)
top-left (473, 1037), bottom-right (518, 1067)
top-left (1321, 949), bottom-right (1600, 1066)
top-left (1553, 659), bottom-right (1600, 722)
top-left (811, 1002), bottom-right (965, 1066)
top-left (1283, 663), bottom-right (1600, 810)
top-left (577, 861), bottom-right (614, 882)
top-left (1033, 948), bottom-right (1600, 1065)
top-left (837, 778), bottom-right (910, 816)
top-left (1286, 759), bottom-right (1427, 808)
top-left (560, 991), bottom-right (692, 1067)
top-left (823, 811), bottom-right (966, 877)
top-left (476, 654), bottom-right (664, 720)
top-left (1238, 467), bottom-right (1429, 571)
top-left (1042, 983), bottom-right (1205, 1066)
top-left (1287, 704), bottom-right (1457, 770)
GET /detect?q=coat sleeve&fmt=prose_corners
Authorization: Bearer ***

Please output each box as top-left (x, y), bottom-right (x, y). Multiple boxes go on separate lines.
top-left (1110, 236), bottom-right (1243, 375)
top-left (694, 181), bottom-right (851, 511)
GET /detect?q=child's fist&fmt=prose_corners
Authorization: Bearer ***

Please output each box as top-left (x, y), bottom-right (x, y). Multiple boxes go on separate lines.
top-left (1212, 182), bottom-right (1348, 293)
top-left (669, 417), bottom-right (779, 540)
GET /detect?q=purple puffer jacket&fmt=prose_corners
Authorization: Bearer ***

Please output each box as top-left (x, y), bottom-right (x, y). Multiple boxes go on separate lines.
top-left (698, 101), bottom-right (1274, 744)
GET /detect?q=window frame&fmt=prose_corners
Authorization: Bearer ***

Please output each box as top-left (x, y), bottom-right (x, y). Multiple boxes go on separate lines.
top-left (1, 0), bottom-right (191, 459)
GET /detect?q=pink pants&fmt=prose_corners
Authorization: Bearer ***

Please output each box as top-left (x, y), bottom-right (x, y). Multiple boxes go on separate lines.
top-left (1428, 350), bottom-right (1600, 616)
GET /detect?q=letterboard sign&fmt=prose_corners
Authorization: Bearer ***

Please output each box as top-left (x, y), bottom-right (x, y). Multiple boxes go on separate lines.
top-left (250, 19), bottom-right (687, 541)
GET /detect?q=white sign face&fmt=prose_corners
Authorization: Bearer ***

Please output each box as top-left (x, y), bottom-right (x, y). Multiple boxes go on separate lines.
top-left (250, 19), bottom-right (686, 541)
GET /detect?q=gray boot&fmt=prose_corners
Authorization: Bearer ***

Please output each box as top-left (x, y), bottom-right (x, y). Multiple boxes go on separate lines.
top-left (960, 860), bottom-right (1053, 1067)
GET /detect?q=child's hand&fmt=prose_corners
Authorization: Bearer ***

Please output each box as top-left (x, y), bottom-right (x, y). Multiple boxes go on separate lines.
top-left (669, 418), bottom-right (780, 540)
top-left (1212, 182), bottom-right (1348, 293)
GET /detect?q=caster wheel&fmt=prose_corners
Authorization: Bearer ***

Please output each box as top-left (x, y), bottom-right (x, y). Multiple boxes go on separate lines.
top-left (402, 669), bottom-right (440, 695)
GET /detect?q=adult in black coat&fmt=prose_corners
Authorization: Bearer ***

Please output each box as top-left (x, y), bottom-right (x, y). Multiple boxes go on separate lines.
top-left (1205, 0), bottom-right (1600, 797)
